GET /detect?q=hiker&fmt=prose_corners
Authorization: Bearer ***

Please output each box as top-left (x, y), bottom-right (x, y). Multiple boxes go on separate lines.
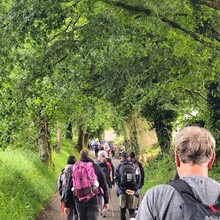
top-left (114, 151), bottom-right (141, 220)
top-left (88, 139), bottom-right (95, 150)
top-left (93, 140), bottom-right (100, 158)
top-left (64, 150), bottom-right (109, 220)
top-left (98, 157), bottom-right (112, 216)
top-left (112, 143), bottom-right (117, 158)
top-left (97, 146), bottom-right (108, 161)
top-left (129, 152), bottom-right (145, 189)
top-left (99, 158), bottom-right (112, 189)
top-left (118, 144), bottom-right (125, 158)
top-left (136, 126), bottom-right (220, 219)
top-left (57, 155), bottom-right (78, 220)
top-left (106, 158), bottom-right (115, 186)
top-left (103, 141), bottom-right (110, 157)
top-left (129, 151), bottom-right (145, 212)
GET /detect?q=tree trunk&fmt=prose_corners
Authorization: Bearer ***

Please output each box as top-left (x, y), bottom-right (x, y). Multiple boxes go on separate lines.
top-left (153, 116), bottom-right (173, 153)
top-left (76, 125), bottom-right (84, 152)
top-left (124, 112), bottom-right (140, 155)
top-left (37, 105), bottom-right (53, 165)
top-left (84, 132), bottom-right (89, 149)
top-left (65, 122), bottom-right (73, 140)
top-left (56, 121), bottom-right (62, 153)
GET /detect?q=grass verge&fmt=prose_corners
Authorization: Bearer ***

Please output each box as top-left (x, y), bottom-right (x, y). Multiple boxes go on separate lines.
top-left (0, 139), bottom-right (78, 220)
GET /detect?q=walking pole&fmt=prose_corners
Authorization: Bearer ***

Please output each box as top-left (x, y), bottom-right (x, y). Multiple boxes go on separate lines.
top-left (109, 188), bottom-right (114, 217)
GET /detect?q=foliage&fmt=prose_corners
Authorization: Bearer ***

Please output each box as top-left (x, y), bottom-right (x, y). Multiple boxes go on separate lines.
top-left (142, 151), bottom-right (220, 194)
top-left (52, 139), bottom-right (80, 174)
top-left (0, 149), bottom-right (55, 220)
top-left (141, 153), bottom-right (176, 193)
top-left (0, 139), bottom-right (78, 220)
top-left (0, 0), bottom-right (220, 157)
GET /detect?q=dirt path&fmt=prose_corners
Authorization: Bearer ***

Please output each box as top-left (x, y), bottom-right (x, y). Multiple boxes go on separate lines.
top-left (36, 152), bottom-right (122, 220)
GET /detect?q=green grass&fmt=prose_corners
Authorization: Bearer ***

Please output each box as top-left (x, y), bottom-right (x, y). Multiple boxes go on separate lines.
top-left (0, 139), bottom-right (79, 220)
top-left (141, 153), bottom-right (175, 194)
top-left (53, 139), bottom-right (79, 174)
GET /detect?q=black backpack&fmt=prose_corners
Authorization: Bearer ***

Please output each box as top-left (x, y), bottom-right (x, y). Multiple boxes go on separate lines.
top-left (119, 162), bottom-right (137, 188)
top-left (93, 143), bottom-right (99, 151)
top-left (168, 179), bottom-right (220, 220)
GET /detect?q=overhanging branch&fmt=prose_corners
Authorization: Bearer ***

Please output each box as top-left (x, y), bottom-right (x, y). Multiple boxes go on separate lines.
top-left (185, 88), bottom-right (207, 100)
top-left (102, 0), bottom-right (152, 15)
top-left (192, 0), bottom-right (220, 10)
top-left (102, 0), bottom-right (220, 46)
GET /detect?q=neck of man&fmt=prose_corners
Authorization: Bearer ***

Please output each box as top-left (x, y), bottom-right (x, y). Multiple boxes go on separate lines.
top-left (177, 163), bottom-right (209, 177)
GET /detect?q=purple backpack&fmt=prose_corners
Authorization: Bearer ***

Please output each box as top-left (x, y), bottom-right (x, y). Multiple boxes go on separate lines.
top-left (72, 161), bottom-right (99, 202)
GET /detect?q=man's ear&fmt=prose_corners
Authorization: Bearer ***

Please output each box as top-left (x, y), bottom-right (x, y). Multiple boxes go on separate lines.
top-left (175, 151), bottom-right (180, 167)
top-left (208, 152), bottom-right (215, 169)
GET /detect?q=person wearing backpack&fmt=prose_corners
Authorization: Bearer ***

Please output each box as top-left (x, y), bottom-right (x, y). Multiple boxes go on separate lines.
top-left (129, 151), bottom-right (145, 213)
top-left (136, 126), bottom-right (220, 220)
top-left (106, 158), bottom-right (115, 186)
top-left (99, 158), bottom-right (112, 189)
top-left (114, 151), bottom-right (141, 220)
top-left (57, 155), bottom-right (78, 220)
top-left (129, 152), bottom-right (145, 189)
top-left (118, 144), bottom-right (125, 159)
top-left (98, 157), bottom-right (112, 216)
top-left (93, 141), bottom-right (100, 158)
top-left (64, 150), bottom-right (109, 220)
top-left (97, 146), bottom-right (108, 161)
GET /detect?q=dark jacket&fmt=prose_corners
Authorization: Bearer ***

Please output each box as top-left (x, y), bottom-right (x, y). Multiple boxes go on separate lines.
top-left (114, 159), bottom-right (141, 196)
top-left (99, 162), bottom-right (112, 188)
top-left (131, 158), bottom-right (145, 189)
top-left (64, 157), bottom-right (109, 208)
top-left (106, 158), bottom-right (115, 185)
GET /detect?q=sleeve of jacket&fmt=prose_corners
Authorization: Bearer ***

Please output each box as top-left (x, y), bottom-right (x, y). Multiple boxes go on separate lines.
top-left (134, 163), bottom-right (142, 192)
top-left (138, 161), bottom-right (145, 187)
top-left (106, 167), bottom-right (112, 188)
top-left (114, 164), bottom-right (120, 186)
top-left (64, 174), bottom-right (73, 208)
top-left (94, 163), bottom-right (109, 204)
top-left (114, 164), bottom-right (125, 196)
top-left (57, 172), bottom-right (62, 196)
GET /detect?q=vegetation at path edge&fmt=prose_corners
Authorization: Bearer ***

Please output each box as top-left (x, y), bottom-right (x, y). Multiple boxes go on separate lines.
top-left (0, 140), bottom-right (78, 220)
top-left (142, 153), bottom-right (220, 194)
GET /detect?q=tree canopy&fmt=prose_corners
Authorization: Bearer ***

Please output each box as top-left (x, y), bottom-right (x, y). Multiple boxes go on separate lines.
top-left (0, 0), bottom-right (220, 162)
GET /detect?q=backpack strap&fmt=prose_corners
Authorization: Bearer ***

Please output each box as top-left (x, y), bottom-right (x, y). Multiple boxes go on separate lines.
top-left (168, 179), bottom-right (203, 204)
top-left (169, 179), bottom-right (220, 204)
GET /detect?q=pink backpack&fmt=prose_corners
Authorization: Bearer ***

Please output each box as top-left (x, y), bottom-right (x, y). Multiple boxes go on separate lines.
top-left (72, 161), bottom-right (99, 202)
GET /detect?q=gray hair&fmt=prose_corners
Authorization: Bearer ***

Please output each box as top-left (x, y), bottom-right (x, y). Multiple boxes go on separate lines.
top-left (175, 126), bottom-right (216, 164)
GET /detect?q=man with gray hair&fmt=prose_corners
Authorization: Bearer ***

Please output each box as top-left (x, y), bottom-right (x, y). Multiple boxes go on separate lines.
top-left (136, 126), bottom-right (220, 219)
